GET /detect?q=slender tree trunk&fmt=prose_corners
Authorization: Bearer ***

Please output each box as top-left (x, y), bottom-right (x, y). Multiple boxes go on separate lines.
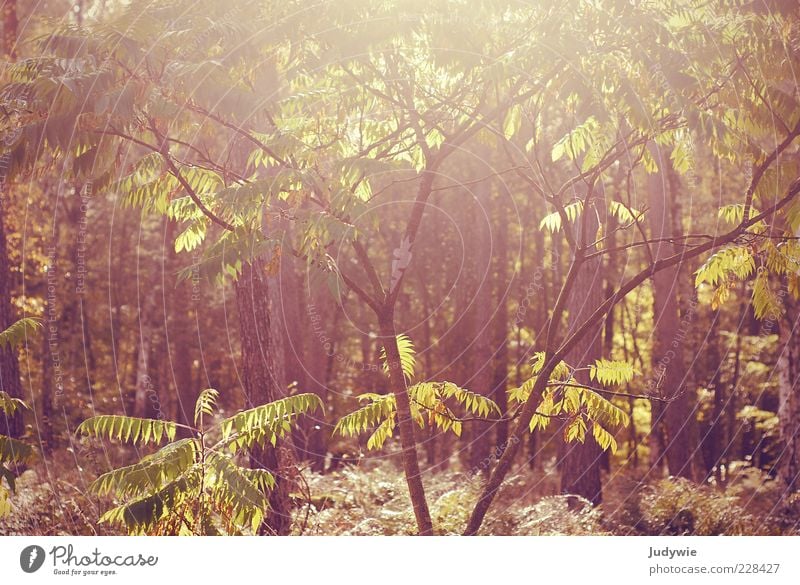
top-left (379, 313), bottom-right (433, 535)
top-left (777, 296), bottom-right (800, 492)
top-left (281, 253), bottom-right (327, 471)
top-left (468, 180), bottom-right (494, 471)
top-left (491, 200), bottom-right (510, 454)
top-left (133, 272), bottom-right (158, 418)
top-left (302, 277), bottom-right (337, 471)
top-left (706, 311), bottom-right (725, 484)
top-left (40, 212), bottom-right (61, 449)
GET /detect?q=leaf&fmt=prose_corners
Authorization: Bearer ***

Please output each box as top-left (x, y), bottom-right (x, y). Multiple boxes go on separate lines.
top-left (334, 394), bottom-right (396, 439)
top-left (0, 391), bottom-right (27, 416)
top-left (695, 246), bottom-right (755, 288)
top-left (90, 439), bottom-right (198, 498)
top-left (752, 269), bottom-right (781, 320)
top-left (0, 435), bottom-right (34, 465)
top-left (380, 334), bottom-right (416, 382)
top-left (438, 382), bottom-right (500, 417)
top-left (77, 415), bottom-right (177, 446)
top-left (589, 358), bottom-right (637, 386)
top-left (366, 416), bottom-right (395, 450)
top-left (592, 423), bottom-right (618, 453)
top-left (0, 317), bottom-right (41, 349)
top-left (503, 104), bottom-right (522, 139)
top-left (564, 417), bottom-right (587, 443)
top-left (608, 201), bottom-right (643, 223)
top-left (539, 201), bottom-right (583, 233)
top-left (220, 393), bottom-right (322, 448)
top-left (194, 388), bottom-right (219, 426)
top-left (551, 116), bottom-right (599, 162)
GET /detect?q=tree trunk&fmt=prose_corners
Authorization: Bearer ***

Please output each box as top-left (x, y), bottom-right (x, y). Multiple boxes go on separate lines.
top-left (777, 296), bottom-right (800, 492)
top-left (234, 257), bottom-right (294, 535)
top-left (2, 0), bottom-right (17, 61)
top-left (558, 203), bottom-right (604, 505)
top-left (706, 311), bottom-right (726, 484)
top-left (379, 314), bottom-right (433, 535)
top-left (40, 214), bottom-right (61, 449)
top-left (491, 191), bottom-right (510, 454)
top-left (647, 152), bottom-right (696, 480)
top-left (0, 0), bottom-right (23, 441)
top-left (467, 180), bottom-right (495, 471)
top-left (281, 253), bottom-right (327, 471)
top-left (170, 248), bottom-right (195, 430)
top-left (133, 270), bottom-right (159, 418)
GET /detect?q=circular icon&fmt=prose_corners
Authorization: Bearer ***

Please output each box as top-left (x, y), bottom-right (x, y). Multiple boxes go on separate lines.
top-left (20, 545), bottom-right (46, 573)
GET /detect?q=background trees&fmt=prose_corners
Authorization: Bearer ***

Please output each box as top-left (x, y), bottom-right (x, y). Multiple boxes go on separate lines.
top-left (2, 0), bottom-right (800, 536)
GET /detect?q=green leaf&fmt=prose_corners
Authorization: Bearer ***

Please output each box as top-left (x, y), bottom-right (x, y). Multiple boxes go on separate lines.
top-left (503, 104), bottom-right (522, 139)
top-left (0, 318), bottom-right (41, 349)
top-left (194, 388), bottom-right (219, 426)
top-left (695, 246), bottom-right (755, 288)
top-left (589, 358), bottom-right (637, 386)
top-left (380, 334), bottom-right (416, 382)
top-left (564, 417), bottom-right (587, 443)
top-left (0, 435), bottom-right (34, 465)
top-left (77, 415), bottom-right (178, 446)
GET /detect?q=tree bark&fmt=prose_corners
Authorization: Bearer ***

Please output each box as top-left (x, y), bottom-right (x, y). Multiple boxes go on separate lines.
top-left (467, 179), bottom-right (495, 471)
top-left (133, 260), bottom-right (159, 418)
top-left (647, 152), bottom-right (696, 480)
top-left (558, 200), bottom-right (604, 505)
top-left (234, 257), bottom-right (294, 535)
top-left (777, 295), bottom-right (800, 492)
top-left (0, 0), bottom-right (23, 440)
top-left (40, 212), bottom-right (61, 449)
top-left (379, 314), bottom-right (433, 535)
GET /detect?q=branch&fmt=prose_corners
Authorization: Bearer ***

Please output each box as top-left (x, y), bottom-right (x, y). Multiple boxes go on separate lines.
top-left (742, 117), bottom-right (800, 222)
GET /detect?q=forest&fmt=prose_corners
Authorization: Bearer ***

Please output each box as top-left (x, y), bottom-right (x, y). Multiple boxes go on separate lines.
top-left (1, 0), bottom-right (799, 537)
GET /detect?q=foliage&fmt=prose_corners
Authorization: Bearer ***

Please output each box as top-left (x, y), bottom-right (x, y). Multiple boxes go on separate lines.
top-left (1, 0), bottom-right (800, 537)
top-left (0, 317), bottom-right (41, 350)
top-left (336, 335), bottom-right (500, 449)
top-left (380, 334), bottom-right (417, 382)
top-left (508, 353), bottom-right (631, 453)
top-left (0, 319), bottom-right (38, 517)
top-left (617, 477), bottom-right (762, 536)
top-left (77, 390), bottom-right (321, 534)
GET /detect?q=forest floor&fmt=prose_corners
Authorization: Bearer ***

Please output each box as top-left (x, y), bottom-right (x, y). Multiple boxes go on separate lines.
top-left (2, 449), bottom-right (799, 536)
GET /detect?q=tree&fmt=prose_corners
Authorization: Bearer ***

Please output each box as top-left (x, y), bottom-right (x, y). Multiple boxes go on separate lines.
top-left (0, 0), bottom-right (23, 441)
top-left (646, 151), bottom-right (696, 480)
